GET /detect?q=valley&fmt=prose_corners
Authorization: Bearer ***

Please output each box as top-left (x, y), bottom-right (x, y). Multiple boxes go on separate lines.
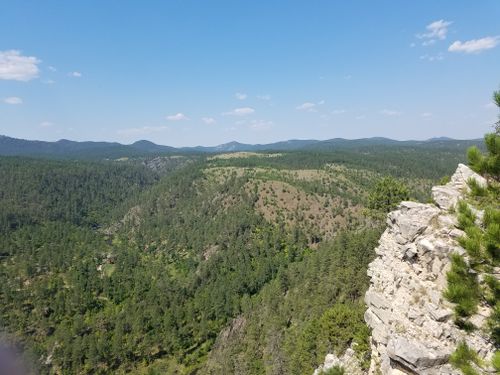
top-left (0, 142), bottom-right (477, 374)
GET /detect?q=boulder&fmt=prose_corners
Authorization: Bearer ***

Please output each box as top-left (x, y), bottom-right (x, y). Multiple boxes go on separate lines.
top-left (386, 336), bottom-right (450, 370)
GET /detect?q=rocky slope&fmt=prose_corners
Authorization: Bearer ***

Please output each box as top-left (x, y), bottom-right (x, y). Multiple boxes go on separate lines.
top-left (365, 164), bottom-right (495, 374)
top-left (315, 164), bottom-right (496, 374)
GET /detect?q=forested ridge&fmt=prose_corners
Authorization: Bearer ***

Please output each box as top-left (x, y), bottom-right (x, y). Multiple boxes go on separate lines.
top-left (0, 145), bottom-right (472, 374)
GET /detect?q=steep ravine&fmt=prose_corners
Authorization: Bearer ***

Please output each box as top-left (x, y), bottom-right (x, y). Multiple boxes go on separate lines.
top-left (315, 164), bottom-right (497, 374)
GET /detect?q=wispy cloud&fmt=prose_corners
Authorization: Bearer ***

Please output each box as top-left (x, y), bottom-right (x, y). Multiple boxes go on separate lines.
top-left (235, 92), bottom-right (247, 100)
top-left (257, 94), bottom-right (271, 101)
top-left (331, 109), bottom-right (346, 115)
top-left (68, 71), bottom-right (82, 77)
top-left (448, 36), bottom-right (499, 54)
top-left (39, 121), bottom-right (54, 128)
top-left (419, 53), bottom-right (444, 62)
top-left (380, 109), bottom-right (402, 116)
top-left (296, 100), bottom-right (325, 112)
top-left (222, 107), bottom-right (255, 116)
top-left (117, 126), bottom-right (168, 136)
top-left (417, 20), bottom-right (452, 46)
top-left (3, 96), bottom-right (22, 105)
top-left (166, 113), bottom-right (189, 121)
top-left (249, 119), bottom-right (273, 131)
top-left (202, 117), bottom-right (216, 124)
top-left (296, 102), bottom-right (316, 112)
top-left (421, 112), bottom-right (433, 118)
top-left (0, 50), bottom-right (41, 81)
top-left (48, 66), bottom-right (57, 72)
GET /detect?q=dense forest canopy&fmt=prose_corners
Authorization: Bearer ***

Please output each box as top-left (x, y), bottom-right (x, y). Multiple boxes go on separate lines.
top-left (0, 143), bottom-right (477, 374)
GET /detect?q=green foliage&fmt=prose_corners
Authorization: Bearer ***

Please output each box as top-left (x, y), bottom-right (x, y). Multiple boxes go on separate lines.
top-left (0, 146), bottom-right (468, 374)
top-left (492, 350), bottom-right (500, 372)
top-left (449, 342), bottom-right (481, 375)
top-left (444, 254), bottom-right (481, 318)
top-left (367, 176), bottom-right (409, 213)
top-left (467, 178), bottom-right (487, 197)
top-left (439, 175), bottom-right (451, 185)
top-left (456, 200), bottom-right (476, 230)
top-left (467, 134), bottom-right (500, 182)
top-left (322, 366), bottom-right (345, 375)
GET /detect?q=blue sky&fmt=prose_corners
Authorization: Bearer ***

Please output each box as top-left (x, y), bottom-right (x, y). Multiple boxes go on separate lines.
top-left (0, 1), bottom-right (499, 147)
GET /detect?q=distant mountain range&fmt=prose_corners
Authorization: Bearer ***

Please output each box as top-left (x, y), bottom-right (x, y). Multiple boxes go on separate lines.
top-left (0, 134), bottom-right (484, 159)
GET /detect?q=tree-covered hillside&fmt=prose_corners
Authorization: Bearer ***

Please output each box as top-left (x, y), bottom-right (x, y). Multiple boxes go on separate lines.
top-left (0, 146), bottom-right (472, 374)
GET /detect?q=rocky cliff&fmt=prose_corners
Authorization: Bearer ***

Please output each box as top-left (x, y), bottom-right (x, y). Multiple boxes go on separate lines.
top-left (315, 164), bottom-right (496, 374)
top-left (365, 164), bottom-right (495, 374)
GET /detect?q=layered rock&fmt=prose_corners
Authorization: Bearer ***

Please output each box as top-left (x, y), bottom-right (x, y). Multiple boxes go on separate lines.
top-left (365, 164), bottom-right (495, 374)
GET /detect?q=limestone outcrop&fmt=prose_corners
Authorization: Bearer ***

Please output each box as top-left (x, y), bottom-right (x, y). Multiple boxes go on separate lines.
top-left (365, 164), bottom-right (495, 374)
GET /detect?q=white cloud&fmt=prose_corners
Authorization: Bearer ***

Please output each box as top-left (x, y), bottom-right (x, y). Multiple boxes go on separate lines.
top-left (235, 92), bottom-right (247, 100)
top-left (48, 66), bottom-right (56, 72)
top-left (257, 94), bottom-right (271, 101)
top-left (68, 71), bottom-right (82, 77)
top-left (39, 121), bottom-right (54, 128)
top-left (296, 100), bottom-right (324, 112)
top-left (117, 126), bottom-right (168, 136)
top-left (249, 119), bottom-right (273, 131)
top-left (0, 50), bottom-right (41, 81)
top-left (421, 112), bottom-right (433, 118)
top-left (380, 109), bottom-right (402, 116)
top-left (448, 36), bottom-right (499, 54)
top-left (296, 102), bottom-right (316, 111)
top-left (222, 107), bottom-right (255, 116)
top-left (3, 96), bottom-right (22, 105)
top-left (417, 20), bottom-right (452, 44)
top-left (331, 109), bottom-right (346, 115)
top-left (166, 113), bottom-right (189, 121)
top-left (202, 117), bottom-right (216, 124)
top-left (42, 79), bottom-right (55, 84)
top-left (419, 53), bottom-right (444, 62)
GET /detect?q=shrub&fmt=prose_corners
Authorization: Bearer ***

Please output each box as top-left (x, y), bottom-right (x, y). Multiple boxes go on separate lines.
top-left (439, 175), bottom-right (451, 185)
top-left (467, 178), bottom-right (487, 197)
top-left (467, 134), bottom-right (500, 182)
top-left (449, 342), bottom-right (480, 375)
top-left (323, 366), bottom-right (345, 375)
top-left (492, 350), bottom-right (500, 372)
top-left (444, 254), bottom-right (480, 317)
top-left (456, 200), bottom-right (476, 230)
top-left (367, 176), bottom-right (409, 213)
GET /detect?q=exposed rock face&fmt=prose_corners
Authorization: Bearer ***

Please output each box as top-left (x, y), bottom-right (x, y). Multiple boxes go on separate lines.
top-left (365, 164), bottom-right (495, 374)
top-left (313, 347), bottom-right (364, 375)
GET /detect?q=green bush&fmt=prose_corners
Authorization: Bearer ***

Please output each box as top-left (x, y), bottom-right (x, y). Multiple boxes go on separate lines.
top-left (467, 133), bottom-right (500, 182)
top-left (467, 178), bottom-right (487, 197)
top-left (323, 366), bottom-right (345, 375)
top-left (367, 176), bottom-right (409, 213)
top-left (449, 342), bottom-right (480, 375)
top-left (492, 350), bottom-right (500, 372)
top-left (444, 254), bottom-right (481, 318)
top-left (456, 200), bottom-right (476, 230)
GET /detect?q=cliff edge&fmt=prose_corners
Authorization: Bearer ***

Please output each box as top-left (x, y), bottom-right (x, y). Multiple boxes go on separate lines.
top-left (365, 164), bottom-right (495, 374)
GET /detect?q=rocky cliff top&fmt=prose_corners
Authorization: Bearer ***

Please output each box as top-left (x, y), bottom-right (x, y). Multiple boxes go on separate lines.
top-left (365, 164), bottom-right (494, 374)
top-left (315, 164), bottom-right (496, 375)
